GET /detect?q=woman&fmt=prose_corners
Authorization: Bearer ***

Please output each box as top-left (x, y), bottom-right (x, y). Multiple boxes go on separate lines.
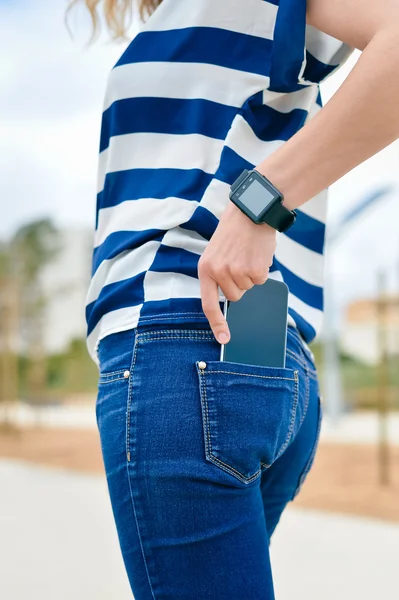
top-left (80, 0), bottom-right (399, 598)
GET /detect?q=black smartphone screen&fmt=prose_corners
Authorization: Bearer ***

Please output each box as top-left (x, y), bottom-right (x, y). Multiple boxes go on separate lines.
top-left (221, 278), bottom-right (289, 368)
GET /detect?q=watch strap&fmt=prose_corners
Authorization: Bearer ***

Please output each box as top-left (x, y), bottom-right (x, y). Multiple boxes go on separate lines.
top-left (262, 201), bottom-right (296, 233)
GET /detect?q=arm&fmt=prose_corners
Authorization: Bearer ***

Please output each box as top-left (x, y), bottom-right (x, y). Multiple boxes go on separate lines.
top-left (258, 0), bottom-right (399, 211)
top-left (198, 0), bottom-right (399, 344)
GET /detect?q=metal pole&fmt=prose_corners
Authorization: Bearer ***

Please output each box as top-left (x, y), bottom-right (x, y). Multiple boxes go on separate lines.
top-left (376, 270), bottom-right (390, 486)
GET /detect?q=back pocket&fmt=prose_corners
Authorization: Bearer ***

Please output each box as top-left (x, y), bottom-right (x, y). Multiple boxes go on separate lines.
top-left (195, 359), bottom-right (299, 485)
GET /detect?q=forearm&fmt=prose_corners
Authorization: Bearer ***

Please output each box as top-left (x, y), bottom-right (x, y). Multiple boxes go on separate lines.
top-left (256, 27), bottom-right (399, 211)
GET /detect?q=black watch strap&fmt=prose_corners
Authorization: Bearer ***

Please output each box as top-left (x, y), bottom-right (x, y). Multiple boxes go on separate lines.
top-left (263, 201), bottom-right (296, 233)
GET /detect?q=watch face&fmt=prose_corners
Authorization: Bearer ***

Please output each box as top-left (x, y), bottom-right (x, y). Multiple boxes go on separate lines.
top-left (239, 179), bottom-right (275, 218)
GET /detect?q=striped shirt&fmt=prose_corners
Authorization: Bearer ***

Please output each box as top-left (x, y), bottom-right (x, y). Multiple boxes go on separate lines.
top-left (86, 0), bottom-right (354, 362)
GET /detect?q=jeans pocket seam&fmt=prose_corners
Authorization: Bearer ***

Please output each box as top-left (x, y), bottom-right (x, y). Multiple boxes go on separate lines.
top-left (292, 395), bottom-right (323, 499)
top-left (138, 330), bottom-right (215, 342)
top-left (197, 363), bottom-right (299, 485)
top-left (96, 374), bottom-right (130, 428)
top-left (199, 367), bottom-right (262, 485)
top-left (126, 334), bottom-right (140, 463)
top-left (98, 376), bottom-right (129, 385)
top-left (286, 346), bottom-right (318, 380)
top-left (99, 368), bottom-right (129, 378)
top-left (273, 369), bottom-right (300, 461)
top-left (206, 370), bottom-right (296, 382)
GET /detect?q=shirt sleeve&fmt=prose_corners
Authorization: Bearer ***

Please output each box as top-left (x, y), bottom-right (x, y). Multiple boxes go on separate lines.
top-left (269, 0), bottom-right (354, 92)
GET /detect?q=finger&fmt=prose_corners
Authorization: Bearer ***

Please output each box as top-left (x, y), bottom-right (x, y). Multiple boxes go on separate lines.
top-left (230, 273), bottom-right (256, 291)
top-left (199, 271), bottom-right (231, 344)
top-left (250, 273), bottom-right (269, 285)
top-left (216, 270), bottom-right (248, 302)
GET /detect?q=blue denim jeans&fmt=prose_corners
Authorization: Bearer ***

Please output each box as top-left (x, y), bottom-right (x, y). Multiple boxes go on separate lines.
top-left (96, 315), bottom-right (322, 599)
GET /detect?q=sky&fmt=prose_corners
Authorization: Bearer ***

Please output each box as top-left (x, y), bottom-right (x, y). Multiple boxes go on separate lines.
top-left (1, 0), bottom-right (399, 316)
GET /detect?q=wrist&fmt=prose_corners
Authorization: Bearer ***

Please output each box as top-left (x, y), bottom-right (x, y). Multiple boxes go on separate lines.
top-left (227, 199), bottom-right (277, 236)
top-left (254, 164), bottom-right (297, 212)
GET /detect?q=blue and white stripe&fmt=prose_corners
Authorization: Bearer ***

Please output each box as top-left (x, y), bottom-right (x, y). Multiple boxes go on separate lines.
top-left (86, 0), bottom-right (353, 361)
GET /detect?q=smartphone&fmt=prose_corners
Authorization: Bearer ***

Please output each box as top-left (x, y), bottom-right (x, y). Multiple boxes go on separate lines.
top-left (220, 278), bottom-right (289, 368)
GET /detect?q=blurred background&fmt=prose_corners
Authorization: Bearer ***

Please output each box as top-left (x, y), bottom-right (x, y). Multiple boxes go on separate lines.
top-left (1, 1), bottom-right (398, 599)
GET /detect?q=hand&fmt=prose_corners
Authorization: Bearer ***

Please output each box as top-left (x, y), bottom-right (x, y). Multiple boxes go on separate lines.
top-left (198, 200), bottom-right (277, 344)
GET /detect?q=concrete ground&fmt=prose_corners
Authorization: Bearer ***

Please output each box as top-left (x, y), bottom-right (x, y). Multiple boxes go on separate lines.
top-left (2, 400), bottom-right (399, 445)
top-left (1, 459), bottom-right (398, 600)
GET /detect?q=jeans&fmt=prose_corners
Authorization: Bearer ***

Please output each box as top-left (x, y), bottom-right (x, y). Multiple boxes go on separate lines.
top-left (96, 315), bottom-right (322, 599)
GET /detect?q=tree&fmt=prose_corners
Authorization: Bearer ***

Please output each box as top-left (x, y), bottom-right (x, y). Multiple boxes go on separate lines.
top-left (0, 219), bottom-right (61, 405)
top-left (0, 243), bottom-right (19, 423)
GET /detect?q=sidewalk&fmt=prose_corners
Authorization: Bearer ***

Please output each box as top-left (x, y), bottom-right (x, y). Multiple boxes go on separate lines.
top-left (2, 401), bottom-right (399, 445)
top-left (321, 410), bottom-right (399, 445)
top-left (1, 459), bottom-right (398, 600)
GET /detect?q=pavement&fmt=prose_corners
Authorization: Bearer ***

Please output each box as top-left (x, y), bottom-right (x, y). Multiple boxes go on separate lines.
top-left (2, 400), bottom-right (399, 444)
top-left (1, 459), bottom-right (399, 600)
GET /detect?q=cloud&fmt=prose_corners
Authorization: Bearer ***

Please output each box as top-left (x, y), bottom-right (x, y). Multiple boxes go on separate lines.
top-left (0, 0), bottom-right (131, 237)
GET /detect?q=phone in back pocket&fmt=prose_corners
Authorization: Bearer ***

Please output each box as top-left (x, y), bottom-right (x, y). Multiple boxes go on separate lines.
top-left (220, 278), bottom-right (289, 368)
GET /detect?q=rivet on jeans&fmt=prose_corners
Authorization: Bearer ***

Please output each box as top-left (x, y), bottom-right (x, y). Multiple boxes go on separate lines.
top-left (198, 361), bottom-right (207, 370)
top-left (124, 370), bottom-right (130, 378)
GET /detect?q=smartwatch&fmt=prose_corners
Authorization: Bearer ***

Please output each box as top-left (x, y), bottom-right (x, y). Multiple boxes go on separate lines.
top-left (229, 169), bottom-right (296, 233)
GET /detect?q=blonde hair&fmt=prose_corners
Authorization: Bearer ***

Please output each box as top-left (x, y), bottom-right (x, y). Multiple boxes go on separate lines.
top-left (67, 1), bottom-right (162, 40)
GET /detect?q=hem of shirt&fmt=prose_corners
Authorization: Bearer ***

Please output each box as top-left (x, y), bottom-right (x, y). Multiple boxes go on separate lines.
top-left (89, 319), bottom-right (140, 366)
top-left (89, 309), bottom-right (298, 364)
top-left (89, 310), bottom-right (214, 365)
